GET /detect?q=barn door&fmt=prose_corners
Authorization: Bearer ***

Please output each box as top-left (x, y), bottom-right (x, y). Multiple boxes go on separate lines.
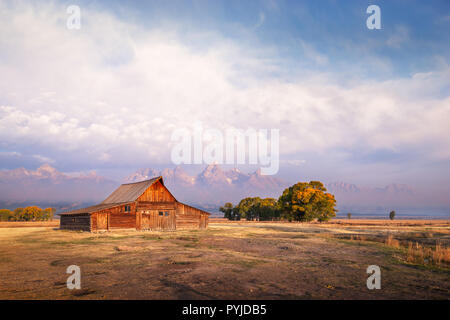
top-left (141, 212), bottom-right (150, 230)
top-left (154, 210), bottom-right (175, 231)
top-left (97, 213), bottom-right (108, 230)
top-left (199, 214), bottom-right (206, 229)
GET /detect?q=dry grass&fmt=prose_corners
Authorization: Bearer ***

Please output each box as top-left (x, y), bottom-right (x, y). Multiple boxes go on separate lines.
top-left (405, 241), bottom-right (450, 267)
top-left (0, 221), bottom-right (59, 228)
top-left (0, 221), bottom-right (449, 299)
top-left (380, 233), bottom-right (450, 267)
top-left (385, 234), bottom-right (401, 248)
top-left (323, 228), bottom-right (450, 269)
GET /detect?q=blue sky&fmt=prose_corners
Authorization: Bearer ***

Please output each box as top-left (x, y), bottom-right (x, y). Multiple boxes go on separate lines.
top-left (75, 0), bottom-right (450, 78)
top-left (0, 0), bottom-right (449, 202)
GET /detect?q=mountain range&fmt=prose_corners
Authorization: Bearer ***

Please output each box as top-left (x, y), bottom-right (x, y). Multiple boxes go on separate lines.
top-left (0, 164), bottom-right (441, 215)
top-left (0, 164), bottom-right (117, 211)
top-left (124, 165), bottom-right (425, 212)
top-left (124, 164), bottom-right (288, 206)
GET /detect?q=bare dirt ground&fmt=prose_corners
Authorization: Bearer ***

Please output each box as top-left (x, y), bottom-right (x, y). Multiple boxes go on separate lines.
top-left (0, 220), bottom-right (448, 300)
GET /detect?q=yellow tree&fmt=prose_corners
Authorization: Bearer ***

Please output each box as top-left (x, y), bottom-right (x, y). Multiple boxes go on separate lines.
top-left (278, 181), bottom-right (337, 222)
top-left (22, 206), bottom-right (43, 221)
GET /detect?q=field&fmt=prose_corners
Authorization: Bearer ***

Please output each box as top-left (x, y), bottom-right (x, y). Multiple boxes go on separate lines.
top-left (0, 220), bottom-right (449, 299)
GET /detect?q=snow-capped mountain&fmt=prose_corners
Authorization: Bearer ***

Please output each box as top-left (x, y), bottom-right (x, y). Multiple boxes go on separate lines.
top-left (124, 164), bottom-right (288, 205)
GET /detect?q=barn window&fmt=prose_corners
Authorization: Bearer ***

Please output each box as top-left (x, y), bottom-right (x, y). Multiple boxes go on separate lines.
top-left (124, 205), bottom-right (131, 212)
top-left (72, 218), bottom-right (76, 222)
top-left (159, 211), bottom-right (163, 216)
top-left (164, 212), bottom-right (169, 216)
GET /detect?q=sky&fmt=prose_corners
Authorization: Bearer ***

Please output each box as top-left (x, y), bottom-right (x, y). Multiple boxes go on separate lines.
top-left (0, 0), bottom-right (449, 196)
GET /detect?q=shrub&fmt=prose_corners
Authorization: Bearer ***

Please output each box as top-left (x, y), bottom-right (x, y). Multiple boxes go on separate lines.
top-left (389, 210), bottom-right (396, 220)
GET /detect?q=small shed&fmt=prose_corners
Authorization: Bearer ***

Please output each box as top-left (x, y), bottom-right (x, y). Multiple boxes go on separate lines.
top-left (59, 177), bottom-right (210, 232)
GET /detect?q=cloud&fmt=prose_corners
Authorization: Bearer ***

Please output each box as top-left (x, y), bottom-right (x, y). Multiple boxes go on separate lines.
top-left (299, 40), bottom-right (329, 66)
top-left (33, 154), bottom-right (55, 164)
top-left (281, 160), bottom-right (306, 166)
top-left (386, 25), bottom-right (410, 48)
top-left (0, 1), bottom-right (449, 172)
top-left (253, 12), bottom-right (266, 29)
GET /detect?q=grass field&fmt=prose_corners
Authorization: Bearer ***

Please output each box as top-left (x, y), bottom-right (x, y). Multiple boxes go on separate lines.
top-left (0, 220), bottom-right (449, 299)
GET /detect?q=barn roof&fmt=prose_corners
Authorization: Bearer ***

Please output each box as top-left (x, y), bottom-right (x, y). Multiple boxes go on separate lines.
top-left (60, 177), bottom-right (163, 215)
top-left (59, 202), bottom-right (132, 215)
top-left (101, 177), bottom-right (162, 204)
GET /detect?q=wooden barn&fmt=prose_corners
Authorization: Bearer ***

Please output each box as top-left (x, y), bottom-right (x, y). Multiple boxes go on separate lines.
top-left (59, 177), bottom-right (210, 232)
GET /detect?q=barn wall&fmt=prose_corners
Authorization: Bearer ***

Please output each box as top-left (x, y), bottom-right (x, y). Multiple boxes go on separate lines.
top-left (87, 203), bottom-right (137, 231)
top-left (140, 210), bottom-right (176, 231)
top-left (136, 202), bottom-right (176, 230)
top-left (137, 181), bottom-right (176, 202)
top-left (137, 202), bottom-right (177, 211)
top-left (91, 213), bottom-right (97, 231)
top-left (176, 203), bottom-right (209, 229)
top-left (60, 214), bottom-right (91, 231)
top-left (109, 213), bottom-right (136, 229)
top-left (97, 203), bottom-right (136, 229)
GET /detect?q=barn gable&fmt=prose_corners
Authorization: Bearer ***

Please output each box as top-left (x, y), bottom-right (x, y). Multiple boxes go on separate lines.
top-left (136, 179), bottom-right (176, 202)
top-left (101, 177), bottom-right (164, 204)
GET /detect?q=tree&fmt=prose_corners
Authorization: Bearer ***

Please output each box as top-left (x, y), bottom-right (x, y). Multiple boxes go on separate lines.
top-left (255, 198), bottom-right (279, 221)
top-left (347, 213), bottom-right (351, 219)
top-left (43, 207), bottom-right (56, 221)
top-left (223, 198), bottom-right (280, 221)
top-left (389, 210), bottom-right (396, 220)
top-left (235, 197), bottom-right (261, 221)
top-left (220, 203), bottom-right (234, 220)
top-left (21, 206), bottom-right (43, 221)
top-left (278, 181), bottom-right (337, 222)
top-left (0, 209), bottom-right (12, 221)
top-left (12, 207), bottom-right (24, 221)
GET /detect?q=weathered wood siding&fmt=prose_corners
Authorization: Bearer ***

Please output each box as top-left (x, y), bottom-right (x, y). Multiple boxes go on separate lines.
top-left (176, 203), bottom-right (209, 229)
top-left (140, 210), bottom-right (176, 231)
top-left (60, 213), bottom-right (91, 231)
top-left (91, 203), bottom-right (136, 231)
top-left (137, 180), bottom-right (176, 202)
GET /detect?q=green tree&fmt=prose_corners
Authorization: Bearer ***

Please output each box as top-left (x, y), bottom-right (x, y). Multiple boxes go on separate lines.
top-left (220, 203), bottom-right (234, 220)
top-left (278, 181), bottom-right (337, 222)
top-left (235, 197), bottom-right (261, 221)
top-left (389, 210), bottom-right (396, 220)
top-left (0, 209), bottom-right (12, 221)
top-left (347, 213), bottom-right (351, 219)
top-left (254, 198), bottom-right (279, 221)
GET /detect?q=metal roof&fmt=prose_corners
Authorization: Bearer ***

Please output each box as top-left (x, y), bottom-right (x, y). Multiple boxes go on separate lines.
top-left (59, 203), bottom-right (130, 215)
top-left (59, 177), bottom-right (162, 215)
top-left (101, 177), bottom-right (161, 204)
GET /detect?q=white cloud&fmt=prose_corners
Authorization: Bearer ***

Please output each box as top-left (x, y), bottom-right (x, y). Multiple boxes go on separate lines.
top-left (0, 2), bottom-right (449, 169)
top-left (299, 40), bottom-right (329, 66)
top-left (282, 160), bottom-right (306, 166)
top-left (253, 12), bottom-right (266, 29)
top-left (33, 154), bottom-right (55, 164)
